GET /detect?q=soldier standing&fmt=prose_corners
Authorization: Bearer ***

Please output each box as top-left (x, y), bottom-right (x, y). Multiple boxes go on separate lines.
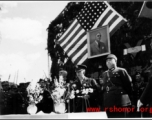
top-left (70, 65), bottom-right (99, 112)
top-left (133, 73), bottom-right (146, 105)
top-left (101, 54), bottom-right (133, 118)
top-left (98, 78), bottom-right (104, 111)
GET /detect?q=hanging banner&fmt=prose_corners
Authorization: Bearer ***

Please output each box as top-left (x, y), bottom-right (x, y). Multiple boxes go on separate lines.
top-left (124, 45), bottom-right (146, 55)
top-left (123, 39), bottom-right (146, 56)
top-left (138, 1), bottom-right (152, 19)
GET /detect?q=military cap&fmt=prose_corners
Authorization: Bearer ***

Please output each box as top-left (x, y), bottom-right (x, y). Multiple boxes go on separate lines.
top-left (106, 54), bottom-right (117, 61)
top-left (59, 70), bottom-right (68, 77)
top-left (135, 72), bottom-right (142, 79)
top-left (75, 65), bottom-right (87, 72)
top-left (135, 72), bottom-right (141, 76)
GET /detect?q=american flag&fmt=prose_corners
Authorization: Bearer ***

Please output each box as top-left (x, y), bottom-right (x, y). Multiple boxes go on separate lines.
top-left (58, 2), bottom-right (127, 65)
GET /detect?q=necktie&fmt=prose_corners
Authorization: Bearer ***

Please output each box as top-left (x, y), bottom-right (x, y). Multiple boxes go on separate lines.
top-left (98, 42), bottom-right (101, 49)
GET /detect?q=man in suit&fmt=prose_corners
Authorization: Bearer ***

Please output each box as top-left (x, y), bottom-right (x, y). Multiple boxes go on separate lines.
top-left (90, 33), bottom-right (107, 56)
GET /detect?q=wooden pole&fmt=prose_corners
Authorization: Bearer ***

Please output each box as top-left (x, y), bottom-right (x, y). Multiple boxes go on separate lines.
top-left (48, 52), bottom-right (50, 78)
top-left (8, 74), bottom-right (11, 82)
top-left (13, 72), bottom-right (16, 84)
top-left (151, 20), bottom-right (152, 36)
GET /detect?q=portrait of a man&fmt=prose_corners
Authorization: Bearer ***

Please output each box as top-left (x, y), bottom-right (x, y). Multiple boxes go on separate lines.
top-left (90, 32), bottom-right (107, 56)
top-left (87, 25), bottom-right (110, 58)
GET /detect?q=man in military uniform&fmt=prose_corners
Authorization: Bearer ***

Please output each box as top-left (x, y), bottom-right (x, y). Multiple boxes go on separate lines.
top-left (70, 65), bottom-right (99, 112)
top-left (133, 73), bottom-right (146, 105)
top-left (98, 78), bottom-right (104, 111)
top-left (101, 54), bottom-right (133, 118)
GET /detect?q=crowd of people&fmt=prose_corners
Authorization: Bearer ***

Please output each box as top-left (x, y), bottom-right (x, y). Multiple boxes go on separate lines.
top-left (0, 54), bottom-right (152, 118)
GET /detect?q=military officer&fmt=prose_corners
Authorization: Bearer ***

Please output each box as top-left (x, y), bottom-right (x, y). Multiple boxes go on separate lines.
top-left (133, 73), bottom-right (146, 104)
top-left (69, 65), bottom-right (99, 112)
top-left (101, 54), bottom-right (133, 118)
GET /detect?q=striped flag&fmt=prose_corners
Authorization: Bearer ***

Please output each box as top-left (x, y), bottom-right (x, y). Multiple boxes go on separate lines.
top-left (58, 2), bottom-right (127, 65)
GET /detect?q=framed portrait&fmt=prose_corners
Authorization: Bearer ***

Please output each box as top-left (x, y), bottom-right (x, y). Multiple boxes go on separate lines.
top-left (87, 25), bottom-right (111, 59)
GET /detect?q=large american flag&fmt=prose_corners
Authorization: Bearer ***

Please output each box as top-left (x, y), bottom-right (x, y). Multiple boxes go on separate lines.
top-left (58, 2), bottom-right (127, 65)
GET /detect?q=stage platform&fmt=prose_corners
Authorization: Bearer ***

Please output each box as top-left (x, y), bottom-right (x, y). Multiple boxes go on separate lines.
top-left (0, 112), bottom-right (108, 119)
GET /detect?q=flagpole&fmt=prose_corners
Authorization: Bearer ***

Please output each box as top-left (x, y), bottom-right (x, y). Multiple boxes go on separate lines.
top-left (150, 20), bottom-right (152, 49)
top-left (13, 72), bottom-right (16, 84)
top-left (16, 70), bottom-right (19, 85)
top-left (8, 74), bottom-right (11, 82)
top-left (151, 21), bottom-right (152, 34)
top-left (48, 52), bottom-right (50, 78)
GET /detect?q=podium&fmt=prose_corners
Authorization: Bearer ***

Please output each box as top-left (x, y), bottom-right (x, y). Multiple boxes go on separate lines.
top-left (0, 112), bottom-right (107, 119)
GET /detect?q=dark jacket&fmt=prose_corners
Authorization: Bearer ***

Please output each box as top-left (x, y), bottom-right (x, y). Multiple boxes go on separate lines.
top-left (90, 41), bottom-right (107, 56)
top-left (133, 80), bottom-right (146, 103)
top-left (70, 77), bottom-right (99, 112)
top-left (102, 67), bottom-right (133, 107)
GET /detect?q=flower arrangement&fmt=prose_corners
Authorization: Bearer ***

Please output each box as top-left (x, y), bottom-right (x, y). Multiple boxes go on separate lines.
top-left (51, 77), bottom-right (70, 103)
top-left (51, 77), bottom-right (70, 113)
top-left (26, 81), bottom-right (44, 104)
top-left (51, 86), bottom-right (66, 104)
